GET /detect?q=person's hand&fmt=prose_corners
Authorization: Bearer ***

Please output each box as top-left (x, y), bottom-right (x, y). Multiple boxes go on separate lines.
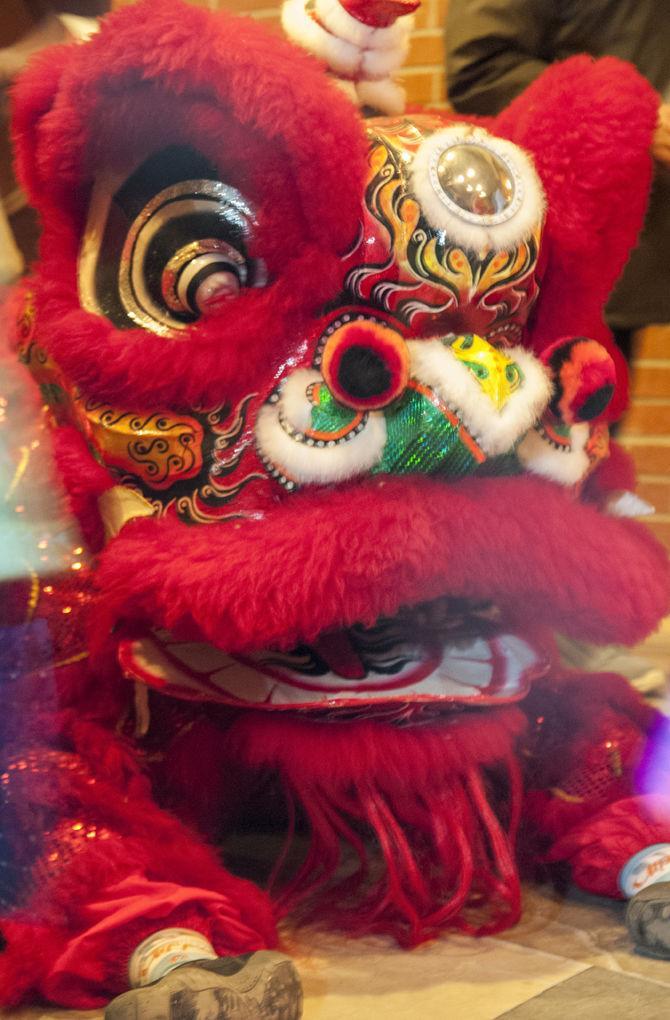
top-left (651, 103), bottom-right (670, 169)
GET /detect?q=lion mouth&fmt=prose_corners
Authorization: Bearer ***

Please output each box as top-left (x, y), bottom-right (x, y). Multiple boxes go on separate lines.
top-left (118, 597), bottom-right (547, 714)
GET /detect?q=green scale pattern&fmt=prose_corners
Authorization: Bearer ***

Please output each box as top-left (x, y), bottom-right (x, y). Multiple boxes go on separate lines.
top-left (308, 383), bottom-right (517, 479)
top-left (374, 388), bottom-right (477, 477)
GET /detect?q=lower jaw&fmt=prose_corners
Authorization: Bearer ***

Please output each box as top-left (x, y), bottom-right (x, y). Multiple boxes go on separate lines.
top-left (118, 599), bottom-right (549, 718)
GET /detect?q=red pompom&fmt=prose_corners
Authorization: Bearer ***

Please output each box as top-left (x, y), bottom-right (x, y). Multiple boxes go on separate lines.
top-left (542, 337), bottom-right (617, 425)
top-left (226, 708), bottom-right (526, 942)
top-left (340, 0), bottom-right (419, 28)
top-left (321, 321), bottom-right (409, 410)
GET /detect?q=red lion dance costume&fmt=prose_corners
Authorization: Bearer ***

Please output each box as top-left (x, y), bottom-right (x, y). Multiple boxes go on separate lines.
top-left (1, 1), bottom-right (670, 1015)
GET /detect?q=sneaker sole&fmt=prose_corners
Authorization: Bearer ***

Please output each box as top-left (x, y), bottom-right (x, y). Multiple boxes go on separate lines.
top-left (105, 950), bottom-right (302, 1020)
top-left (626, 882), bottom-right (670, 960)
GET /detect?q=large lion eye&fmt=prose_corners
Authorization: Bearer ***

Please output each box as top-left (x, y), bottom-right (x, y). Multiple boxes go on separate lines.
top-left (410, 125), bottom-right (545, 252)
top-left (79, 145), bottom-right (265, 337)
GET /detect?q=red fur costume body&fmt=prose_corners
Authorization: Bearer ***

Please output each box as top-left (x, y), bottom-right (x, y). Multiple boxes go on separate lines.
top-left (1, 0), bottom-right (670, 1007)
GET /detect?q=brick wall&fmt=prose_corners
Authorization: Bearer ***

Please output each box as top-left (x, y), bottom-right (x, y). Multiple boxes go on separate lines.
top-left (620, 327), bottom-right (670, 551)
top-left (108, 0), bottom-right (670, 551)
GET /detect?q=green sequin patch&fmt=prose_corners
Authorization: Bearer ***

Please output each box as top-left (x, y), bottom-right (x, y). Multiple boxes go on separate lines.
top-left (374, 388), bottom-right (478, 478)
top-left (309, 384), bottom-right (359, 436)
top-left (304, 380), bottom-right (523, 481)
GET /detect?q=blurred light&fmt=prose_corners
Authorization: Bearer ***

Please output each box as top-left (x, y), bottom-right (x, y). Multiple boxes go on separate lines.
top-left (636, 709), bottom-right (670, 804)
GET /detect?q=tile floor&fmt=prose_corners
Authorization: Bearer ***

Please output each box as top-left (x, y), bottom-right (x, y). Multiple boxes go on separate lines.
top-left (4, 881), bottom-right (670, 1020)
top-left (289, 880), bottom-right (670, 1018)
top-left (1, 631), bottom-right (668, 1019)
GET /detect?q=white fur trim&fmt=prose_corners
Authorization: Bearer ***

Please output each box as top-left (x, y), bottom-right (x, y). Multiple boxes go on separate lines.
top-left (278, 368), bottom-right (322, 432)
top-left (255, 372), bottom-right (387, 485)
top-left (408, 340), bottom-right (552, 457)
top-left (411, 125), bottom-right (546, 253)
top-left (281, 0), bottom-right (361, 75)
top-left (516, 423), bottom-right (590, 485)
top-left (315, 0), bottom-right (413, 50)
top-left (606, 491), bottom-right (655, 518)
top-left (360, 41), bottom-right (408, 79)
top-left (57, 13), bottom-right (100, 42)
top-left (334, 77), bottom-right (359, 104)
top-left (356, 77), bottom-right (406, 115)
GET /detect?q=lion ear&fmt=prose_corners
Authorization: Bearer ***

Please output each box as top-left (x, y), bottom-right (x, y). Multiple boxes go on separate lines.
top-left (10, 43), bottom-right (79, 217)
top-left (493, 55), bottom-right (658, 406)
top-left (10, 0), bottom-right (367, 255)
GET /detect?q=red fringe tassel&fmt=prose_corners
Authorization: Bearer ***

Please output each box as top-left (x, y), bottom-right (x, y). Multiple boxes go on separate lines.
top-left (226, 708), bottom-right (526, 945)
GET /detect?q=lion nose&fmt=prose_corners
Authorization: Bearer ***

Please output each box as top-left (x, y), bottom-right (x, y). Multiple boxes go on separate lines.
top-left (320, 321), bottom-right (409, 410)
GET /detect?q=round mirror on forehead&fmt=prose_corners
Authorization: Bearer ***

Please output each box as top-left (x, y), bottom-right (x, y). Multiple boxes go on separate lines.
top-left (435, 143), bottom-right (516, 222)
top-left (411, 125), bottom-right (546, 252)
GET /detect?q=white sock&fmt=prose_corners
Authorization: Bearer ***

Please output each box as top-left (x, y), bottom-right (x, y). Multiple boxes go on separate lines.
top-left (129, 928), bottom-right (218, 988)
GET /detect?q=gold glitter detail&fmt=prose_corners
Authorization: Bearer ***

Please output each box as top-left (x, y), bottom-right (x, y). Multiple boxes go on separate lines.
top-left (549, 787), bottom-right (585, 804)
top-left (51, 651), bottom-right (89, 669)
top-left (34, 816), bottom-right (114, 887)
top-left (81, 404), bottom-right (204, 490)
top-left (4, 445), bottom-right (31, 502)
top-left (25, 570), bottom-right (40, 623)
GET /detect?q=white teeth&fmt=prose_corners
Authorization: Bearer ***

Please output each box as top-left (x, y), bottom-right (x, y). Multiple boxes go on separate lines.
top-left (119, 629), bottom-right (543, 710)
top-left (209, 665), bottom-right (274, 703)
top-left (605, 491), bottom-right (655, 518)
